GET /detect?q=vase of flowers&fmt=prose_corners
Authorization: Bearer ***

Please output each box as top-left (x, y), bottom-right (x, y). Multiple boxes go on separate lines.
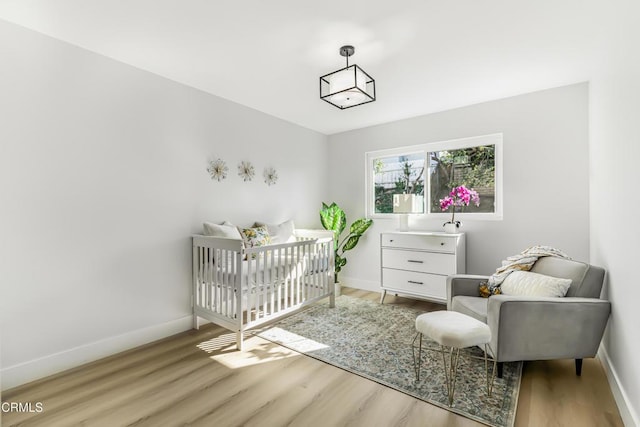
top-left (439, 185), bottom-right (480, 233)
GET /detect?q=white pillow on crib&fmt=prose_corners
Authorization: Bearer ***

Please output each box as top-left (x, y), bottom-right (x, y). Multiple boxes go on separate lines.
top-left (254, 219), bottom-right (296, 243)
top-left (203, 221), bottom-right (242, 240)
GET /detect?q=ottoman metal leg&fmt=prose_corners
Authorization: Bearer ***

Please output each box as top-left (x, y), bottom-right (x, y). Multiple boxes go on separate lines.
top-left (485, 344), bottom-right (497, 397)
top-left (441, 345), bottom-right (461, 406)
top-left (412, 332), bottom-right (423, 381)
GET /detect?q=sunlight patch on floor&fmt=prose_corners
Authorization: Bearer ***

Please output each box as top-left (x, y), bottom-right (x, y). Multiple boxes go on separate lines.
top-left (258, 327), bottom-right (329, 352)
top-left (196, 332), bottom-right (303, 369)
top-left (196, 332), bottom-right (238, 353)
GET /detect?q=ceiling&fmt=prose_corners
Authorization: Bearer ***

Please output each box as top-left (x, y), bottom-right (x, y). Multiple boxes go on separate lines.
top-left (0, 0), bottom-right (601, 135)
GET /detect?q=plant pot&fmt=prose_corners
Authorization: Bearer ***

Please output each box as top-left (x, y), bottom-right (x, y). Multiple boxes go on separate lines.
top-left (443, 222), bottom-right (459, 233)
top-left (334, 282), bottom-right (342, 297)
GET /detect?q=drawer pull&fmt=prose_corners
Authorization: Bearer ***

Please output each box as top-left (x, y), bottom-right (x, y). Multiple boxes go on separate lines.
top-left (408, 280), bottom-right (424, 285)
top-left (407, 259), bottom-right (424, 264)
top-left (440, 242), bottom-right (445, 245)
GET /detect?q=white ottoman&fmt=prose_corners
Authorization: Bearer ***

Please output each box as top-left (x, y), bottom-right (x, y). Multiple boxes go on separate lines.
top-left (412, 311), bottom-right (496, 406)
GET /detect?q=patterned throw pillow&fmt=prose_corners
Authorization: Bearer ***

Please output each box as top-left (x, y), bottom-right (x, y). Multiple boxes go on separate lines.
top-left (238, 225), bottom-right (272, 259)
top-left (479, 280), bottom-right (502, 298)
top-left (253, 219), bottom-right (296, 243)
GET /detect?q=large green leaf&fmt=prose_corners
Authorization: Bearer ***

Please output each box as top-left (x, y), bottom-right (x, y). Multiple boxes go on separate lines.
top-left (341, 235), bottom-right (361, 252)
top-left (349, 218), bottom-right (373, 236)
top-left (319, 202), bottom-right (346, 237)
top-left (335, 254), bottom-right (347, 273)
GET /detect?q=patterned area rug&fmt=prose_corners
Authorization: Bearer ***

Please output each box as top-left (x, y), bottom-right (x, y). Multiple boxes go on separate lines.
top-left (255, 295), bottom-right (521, 427)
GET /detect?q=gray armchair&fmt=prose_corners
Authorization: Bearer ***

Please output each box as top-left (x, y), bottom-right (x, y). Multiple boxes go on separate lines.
top-left (447, 257), bottom-right (611, 377)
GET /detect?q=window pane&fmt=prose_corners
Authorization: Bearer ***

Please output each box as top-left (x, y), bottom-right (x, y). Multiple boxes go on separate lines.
top-left (374, 153), bottom-right (425, 214)
top-left (428, 145), bottom-right (495, 213)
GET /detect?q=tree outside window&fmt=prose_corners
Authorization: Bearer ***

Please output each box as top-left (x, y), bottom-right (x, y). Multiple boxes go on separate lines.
top-left (428, 145), bottom-right (495, 214)
top-left (373, 153), bottom-right (425, 214)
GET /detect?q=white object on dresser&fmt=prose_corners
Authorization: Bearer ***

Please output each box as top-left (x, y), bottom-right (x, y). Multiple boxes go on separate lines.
top-left (380, 231), bottom-right (466, 304)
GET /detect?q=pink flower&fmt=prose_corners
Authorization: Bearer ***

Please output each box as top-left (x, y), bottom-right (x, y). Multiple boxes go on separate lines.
top-left (439, 185), bottom-right (480, 223)
top-left (439, 196), bottom-right (453, 211)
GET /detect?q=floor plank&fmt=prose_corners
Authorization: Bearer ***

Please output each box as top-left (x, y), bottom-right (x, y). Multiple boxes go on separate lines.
top-left (2, 288), bottom-right (623, 427)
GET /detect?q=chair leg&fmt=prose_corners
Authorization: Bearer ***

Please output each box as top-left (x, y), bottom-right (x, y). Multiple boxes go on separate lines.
top-left (497, 362), bottom-right (504, 378)
top-left (575, 358), bottom-right (583, 376)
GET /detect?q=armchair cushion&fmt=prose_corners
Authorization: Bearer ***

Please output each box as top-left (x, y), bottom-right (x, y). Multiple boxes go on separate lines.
top-left (501, 270), bottom-right (572, 298)
top-left (450, 296), bottom-right (488, 323)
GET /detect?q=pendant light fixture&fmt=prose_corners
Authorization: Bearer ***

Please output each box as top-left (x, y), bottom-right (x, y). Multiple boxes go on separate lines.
top-left (319, 45), bottom-right (376, 109)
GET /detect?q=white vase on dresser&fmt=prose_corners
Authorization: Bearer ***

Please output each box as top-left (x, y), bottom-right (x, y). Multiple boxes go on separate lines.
top-left (380, 231), bottom-right (466, 304)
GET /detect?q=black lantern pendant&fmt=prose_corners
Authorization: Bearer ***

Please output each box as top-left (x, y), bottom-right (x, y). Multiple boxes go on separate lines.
top-left (319, 45), bottom-right (376, 109)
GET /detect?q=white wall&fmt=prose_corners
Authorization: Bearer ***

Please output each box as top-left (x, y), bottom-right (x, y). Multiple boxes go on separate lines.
top-left (327, 83), bottom-right (590, 290)
top-left (0, 20), bottom-right (328, 389)
top-left (589, 2), bottom-right (640, 425)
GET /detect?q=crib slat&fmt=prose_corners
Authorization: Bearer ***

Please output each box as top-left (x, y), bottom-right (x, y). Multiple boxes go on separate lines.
top-left (235, 250), bottom-right (242, 322)
top-left (323, 242), bottom-right (328, 293)
top-left (222, 249), bottom-right (227, 314)
top-left (314, 243), bottom-right (319, 299)
top-left (313, 242), bottom-right (318, 296)
top-left (246, 250), bottom-right (253, 322)
top-left (298, 244), bottom-right (303, 305)
top-left (217, 249), bottom-right (222, 315)
top-left (227, 249), bottom-right (231, 316)
top-left (216, 248), bottom-right (221, 314)
top-left (196, 246), bottom-right (201, 308)
top-left (200, 247), bottom-right (205, 309)
top-left (207, 248), bottom-right (211, 308)
top-left (232, 249), bottom-right (238, 319)
top-left (269, 249), bottom-right (275, 316)
top-left (256, 251), bottom-right (263, 320)
top-left (283, 246), bottom-right (289, 310)
top-left (276, 246), bottom-right (281, 313)
top-left (291, 246), bottom-right (300, 305)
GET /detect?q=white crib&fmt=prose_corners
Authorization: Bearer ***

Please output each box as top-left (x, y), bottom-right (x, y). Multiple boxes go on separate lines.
top-left (192, 229), bottom-right (335, 350)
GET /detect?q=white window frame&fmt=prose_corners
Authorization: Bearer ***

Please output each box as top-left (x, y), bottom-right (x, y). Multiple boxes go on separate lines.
top-left (365, 133), bottom-right (503, 220)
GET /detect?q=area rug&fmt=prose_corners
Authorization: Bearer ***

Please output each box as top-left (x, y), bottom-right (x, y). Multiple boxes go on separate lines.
top-left (255, 295), bottom-right (521, 427)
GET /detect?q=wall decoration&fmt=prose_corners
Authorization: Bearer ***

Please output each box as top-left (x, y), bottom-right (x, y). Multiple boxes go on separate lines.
top-left (207, 158), bottom-right (228, 181)
top-left (237, 161), bottom-right (255, 182)
top-left (263, 167), bottom-right (278, 186)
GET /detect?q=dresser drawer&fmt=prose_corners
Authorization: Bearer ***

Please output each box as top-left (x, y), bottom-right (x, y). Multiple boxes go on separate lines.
top-left (382, 249), bottom-right (456, 275)
top-left (381, 268), bottom-right (446, 300)
top-left (381, 233), bottom-right (456, 253)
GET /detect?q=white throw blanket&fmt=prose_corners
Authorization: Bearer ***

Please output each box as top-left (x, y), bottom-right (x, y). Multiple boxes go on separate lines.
top-left (487, 245), bottom-right (570, 288)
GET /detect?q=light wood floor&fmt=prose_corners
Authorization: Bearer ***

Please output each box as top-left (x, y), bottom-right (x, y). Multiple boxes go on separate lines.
top-left (2, 288), bottom-right (623, 427)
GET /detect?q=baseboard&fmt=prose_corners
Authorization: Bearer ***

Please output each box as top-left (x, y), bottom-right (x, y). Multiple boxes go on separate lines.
top-left (1, 315), bottom-right (193, 391)
top-left (339, 276), bottom-right (380, 293)
top-left (598, 345), bottom-right (640, 427)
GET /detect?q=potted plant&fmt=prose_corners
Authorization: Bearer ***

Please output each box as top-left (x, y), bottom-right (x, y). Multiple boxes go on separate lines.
top-left (439, 185), bottom-right (480, 233)
top-left (320, 202), bottom-right (373, 293)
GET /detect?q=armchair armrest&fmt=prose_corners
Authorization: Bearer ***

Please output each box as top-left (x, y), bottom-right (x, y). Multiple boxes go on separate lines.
top-left (446, 275), bottom-right (489, 310)
top-left (487, 295), bottom-right (611, 362)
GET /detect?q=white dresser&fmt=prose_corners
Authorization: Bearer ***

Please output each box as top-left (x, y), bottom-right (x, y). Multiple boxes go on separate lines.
top-left (380, 231), bottom-right (466, 304)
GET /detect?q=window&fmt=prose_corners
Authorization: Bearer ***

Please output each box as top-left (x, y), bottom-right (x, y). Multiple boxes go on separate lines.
top-left (366, 134), bottom-right (502, 219)
top-left (373, 152), bottom-right (425, 214)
